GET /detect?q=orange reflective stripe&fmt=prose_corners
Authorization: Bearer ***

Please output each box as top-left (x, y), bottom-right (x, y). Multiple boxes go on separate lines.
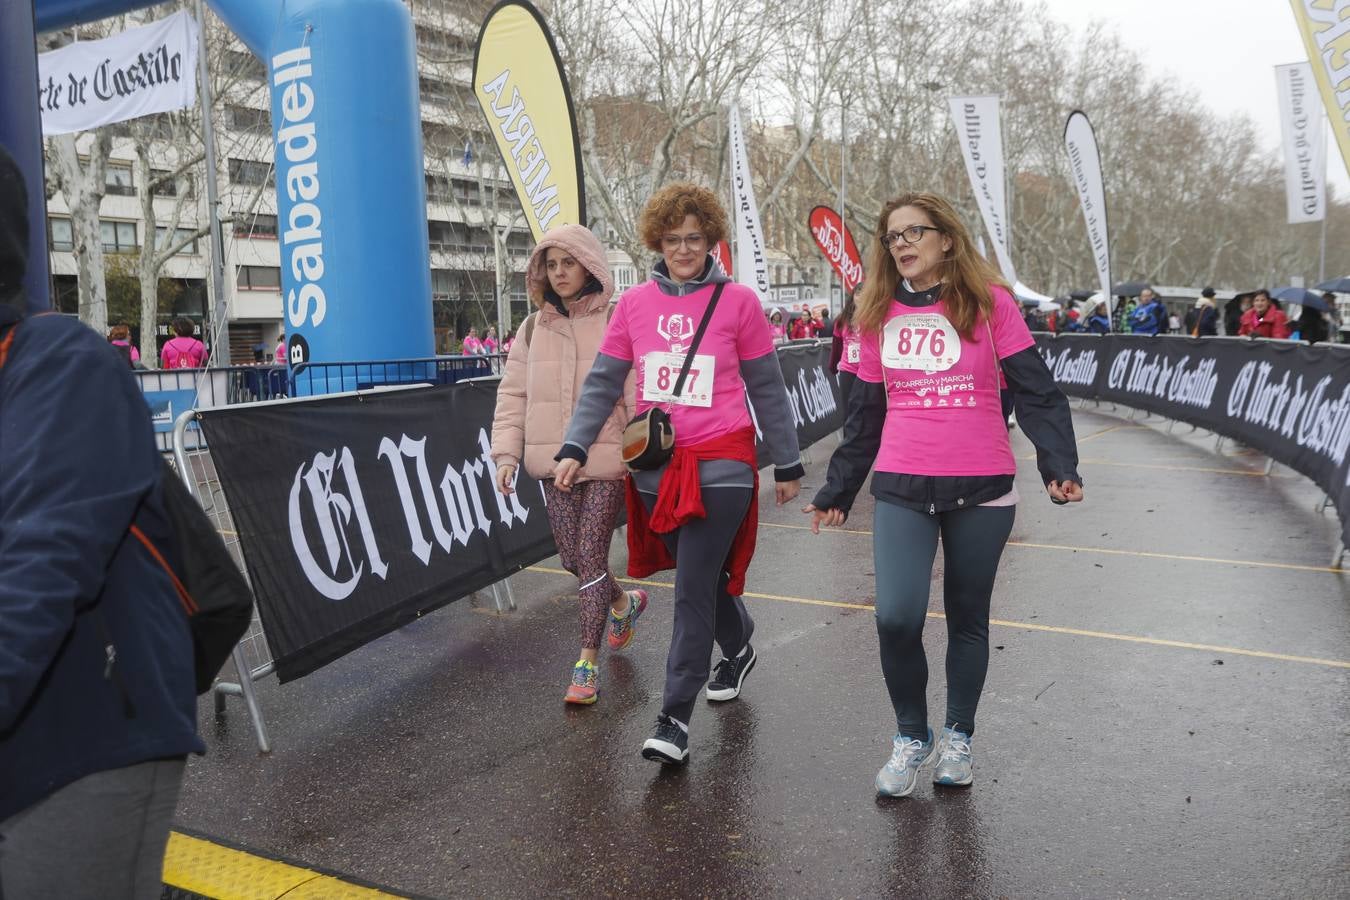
top-left (130, 524), bottom-right (198, 615)
top-left (0, 327), bottom-right (14, 369)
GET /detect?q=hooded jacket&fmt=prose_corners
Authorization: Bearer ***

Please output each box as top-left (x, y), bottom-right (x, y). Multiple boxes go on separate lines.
top-left (0, 143), bottom-right (201, 820)
top-left (490, 224), bottom-right (634, 481)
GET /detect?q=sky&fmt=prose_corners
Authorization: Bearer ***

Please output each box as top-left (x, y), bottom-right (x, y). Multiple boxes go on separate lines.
top-left (1038, 0), bottom-right (1349, 195)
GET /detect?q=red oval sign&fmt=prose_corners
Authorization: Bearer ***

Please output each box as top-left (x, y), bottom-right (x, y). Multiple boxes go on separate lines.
top-left (808, 206), bottom-right (863, 293)
top-left (711, 240), bottom-right (733, 277)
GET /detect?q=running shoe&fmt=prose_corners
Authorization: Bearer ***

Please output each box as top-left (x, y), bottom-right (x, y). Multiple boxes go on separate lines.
top-left (564, 659), bottom-right (599, 705)
top-left (641, 714), bottom-right (689, 765)
top-left (876, 727), bottom-right (935, 798)
top-left (706, 644), bottom-right (756, 701)
top-left (932, 726), bottom-right (974, 786)
top-left (606, 589), bottom-right (649, 650)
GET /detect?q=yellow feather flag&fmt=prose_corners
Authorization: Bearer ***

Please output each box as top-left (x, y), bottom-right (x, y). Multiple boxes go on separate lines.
top-left (472, 1), bottom-right (586, 240)
top-left (1288, 0), bottom-right (1350, 178)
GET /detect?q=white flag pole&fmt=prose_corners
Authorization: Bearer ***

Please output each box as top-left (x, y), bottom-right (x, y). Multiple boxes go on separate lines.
top-left (192, 0), bottom-right (229, 368)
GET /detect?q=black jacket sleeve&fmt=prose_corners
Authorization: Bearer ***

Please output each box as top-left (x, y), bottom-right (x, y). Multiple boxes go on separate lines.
top-left (1001, 346), bottom-right (1081, 487)
top-left (811, 378), bottom-right (885, 516)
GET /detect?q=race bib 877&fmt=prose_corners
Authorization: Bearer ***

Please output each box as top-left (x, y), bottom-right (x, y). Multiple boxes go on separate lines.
top-left (641, 351), bottom-right (715, 407)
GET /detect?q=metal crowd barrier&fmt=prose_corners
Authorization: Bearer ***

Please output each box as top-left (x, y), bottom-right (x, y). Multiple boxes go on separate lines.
top-left (166, 381), bottom-right (521, 754)
top-left (170, 409), bottom-right (273, 753)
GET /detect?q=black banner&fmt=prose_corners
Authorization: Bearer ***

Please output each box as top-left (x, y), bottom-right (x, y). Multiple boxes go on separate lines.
top-left (756, 342), bottom-right (844, 466)
top-left (1035, 333), bottom-right (1350, 546)
top-left (200, 344), bottom-right (843, 682)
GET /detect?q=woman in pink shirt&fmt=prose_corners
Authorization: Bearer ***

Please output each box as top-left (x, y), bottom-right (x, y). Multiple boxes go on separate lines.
top-left (806, 193), bottom-right (1083, 797)
top-left (829, 293), bottom-right (861, 410)
top-left (461, 327), bottom-right (485, 356)
top-left (767, 309), bottom-right (787, 344)
top-left (159, 318), bottom-right (207, 369)
top-left (482, 326), bottom-right (499, 355)
top-left (106, 324), bottom-right (140, 366)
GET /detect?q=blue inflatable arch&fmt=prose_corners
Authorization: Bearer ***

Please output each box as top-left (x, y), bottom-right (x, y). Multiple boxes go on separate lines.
top-left (2, 0), bottom-right (434, 376)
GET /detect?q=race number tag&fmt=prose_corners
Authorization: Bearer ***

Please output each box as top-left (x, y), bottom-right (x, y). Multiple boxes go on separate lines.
top-left (641, 351), bottom-right (715, 407)
top-left (845, 341), bottom-right (861, 364)
top-left (881, 313), bottom-right (962, 373)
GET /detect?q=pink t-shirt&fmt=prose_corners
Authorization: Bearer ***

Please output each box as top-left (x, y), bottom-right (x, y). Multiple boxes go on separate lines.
top-left (837, 321), bottom-right (861, 375)
top-left (600, 280), bottom-right (774, 447)
top-left (274, 342), bottom-right (286, 364)
top-left (161, 336), bottom-right (206, 369)
top-left (857, 285), bottom-right (1033, 476)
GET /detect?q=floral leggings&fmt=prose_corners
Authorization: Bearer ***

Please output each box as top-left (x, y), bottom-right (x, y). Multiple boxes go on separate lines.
top-left (542, 479), bottom-right (627, 649)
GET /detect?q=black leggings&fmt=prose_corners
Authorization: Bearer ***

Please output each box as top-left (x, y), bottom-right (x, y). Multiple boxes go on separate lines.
top-left (872, 499), bottom-right (1015, 739)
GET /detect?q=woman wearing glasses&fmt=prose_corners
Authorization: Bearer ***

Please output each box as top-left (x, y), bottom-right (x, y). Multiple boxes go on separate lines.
top-left (554, 182), bottom-right (803, 765)
top-left (805, 193), bottom-right (1082, 797)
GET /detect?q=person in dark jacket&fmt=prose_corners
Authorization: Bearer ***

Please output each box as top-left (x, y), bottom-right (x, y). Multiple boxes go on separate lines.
top-left (1085, 301), bottom-right (1112, 335)
top-left (1129, 287), bottom-right (1168, 335)
top-left (0, 144), bottom-right (202, 900)
top-left (1184, 288), bottom-right (1219, 337)
top-left (1296, 302), bottom-right (1330, 344)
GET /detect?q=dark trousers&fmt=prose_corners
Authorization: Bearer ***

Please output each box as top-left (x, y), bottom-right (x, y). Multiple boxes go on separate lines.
top-left (872, 499), bottom-right (1015, 739)
top-left (640, 486), bottom-right (754, 725)
top-left (0, 757), bottom-right (186, 900)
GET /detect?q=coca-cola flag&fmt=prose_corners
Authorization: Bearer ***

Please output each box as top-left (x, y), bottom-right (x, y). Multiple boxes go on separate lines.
top-left (711, 239), bottom-right (733, 276)
top-left (808, 206), bottom-right (864, 293)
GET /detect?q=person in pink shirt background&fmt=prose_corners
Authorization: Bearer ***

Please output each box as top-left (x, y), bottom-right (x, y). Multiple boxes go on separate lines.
top-left (461, 326), bottom-right (485, 356)
top-left (482, 326), bottom-right (499, 354)
top-left (767, 309), bottom-right (787, 344)
top-left (159, 318), bottom-right (207, 370)
top-left (274, 336), bottom-right (286, 365)
top-left (106, 324), bottom-right (139, 366)
top-left (806, 192), bottom-right (1082, 799)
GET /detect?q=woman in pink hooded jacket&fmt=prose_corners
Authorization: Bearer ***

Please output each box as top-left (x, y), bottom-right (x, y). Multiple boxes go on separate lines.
top-left (490, 224), bottom-right (644, 705)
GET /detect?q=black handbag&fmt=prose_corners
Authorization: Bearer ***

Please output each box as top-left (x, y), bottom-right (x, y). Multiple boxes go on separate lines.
top-left (621, 283), bottom-right (724, 471)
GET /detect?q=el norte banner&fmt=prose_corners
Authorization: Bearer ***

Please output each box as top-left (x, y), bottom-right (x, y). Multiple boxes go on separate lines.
top-left (38, 9), bottom-right (199, 136)
top-left (1289, 0), bottom-right (1350, 178)
top-left (1276, 62), bottom-right (1327, 224)
top-left (473, 0), bottom-right (585, 239)
top-left (948, 95), bottom-right (1016, 284)
top-left (729, 103), bottom-right (772, 304)
top-left (1063, 111), bottom-right (1112, 309)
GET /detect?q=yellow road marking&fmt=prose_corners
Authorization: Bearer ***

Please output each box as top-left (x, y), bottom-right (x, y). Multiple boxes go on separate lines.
top-left (523, 566), bottom-right (1350, 669)
top-left (163, 832), bottom-right (406, 899)
top-left (757, 521), bottom-right (1344, 574)
top-left (1020, 422), bottom-right (1145, 458)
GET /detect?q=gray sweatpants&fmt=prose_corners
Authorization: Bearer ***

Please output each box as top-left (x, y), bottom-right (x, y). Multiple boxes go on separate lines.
top-left (0, 757), bottom-right (186, 900)
top-left (640, 486), bottom-right (755, 725)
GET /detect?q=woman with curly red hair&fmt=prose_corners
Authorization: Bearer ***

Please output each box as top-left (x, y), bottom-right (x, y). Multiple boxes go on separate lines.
top-left (554, 182), bottom-right (803, 765)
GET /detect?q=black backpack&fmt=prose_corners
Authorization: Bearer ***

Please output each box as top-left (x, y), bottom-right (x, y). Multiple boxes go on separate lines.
top-left (0, 317), bottom-right (253, 694)
top-left (130, 460), bottom-right (255, 694)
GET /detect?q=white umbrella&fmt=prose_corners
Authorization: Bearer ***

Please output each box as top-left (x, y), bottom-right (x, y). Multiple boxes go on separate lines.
top-left (1013, 281), bottom-right (1060, 311)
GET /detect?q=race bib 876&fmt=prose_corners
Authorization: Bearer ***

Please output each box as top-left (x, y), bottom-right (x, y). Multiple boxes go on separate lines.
top-left (641, 351), bottom-right (715, 407)
top-left (881, 313), bottom-right (961, 373)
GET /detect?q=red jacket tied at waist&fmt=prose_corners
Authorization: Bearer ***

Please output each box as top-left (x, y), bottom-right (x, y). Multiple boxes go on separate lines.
top-left (624, 427), bottom-right (759, 596)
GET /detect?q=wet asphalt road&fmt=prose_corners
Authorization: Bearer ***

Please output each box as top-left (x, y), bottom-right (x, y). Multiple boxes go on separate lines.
top-left (174, 406), bottom-right (1350, 899)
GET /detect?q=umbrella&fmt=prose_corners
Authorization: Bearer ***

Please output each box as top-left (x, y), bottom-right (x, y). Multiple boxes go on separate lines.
top-left (1272, 287), bottom-right (1330, 312)
top-left (1316, 277), bottom-right (1350, 293)
top-left (1111, 281), bottom-right (1152, 297)
top-left (1013, 281), bottom-right (1061, 310)
top-left (1067, 290), bottom-right (1097, 301)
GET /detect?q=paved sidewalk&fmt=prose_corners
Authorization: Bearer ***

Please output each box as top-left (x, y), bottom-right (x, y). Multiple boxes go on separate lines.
top-left (171, 407), bottom-right (1350, 899)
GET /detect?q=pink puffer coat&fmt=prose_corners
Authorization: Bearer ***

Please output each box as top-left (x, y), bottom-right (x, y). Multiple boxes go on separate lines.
top-left (490, 224), bottom-right (634, 482)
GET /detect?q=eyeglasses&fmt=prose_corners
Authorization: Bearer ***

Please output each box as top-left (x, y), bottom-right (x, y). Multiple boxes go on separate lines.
top-left (881, 225), bottom-right (941, 250)
top-left (661, 233), bottom-right (707, 251)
